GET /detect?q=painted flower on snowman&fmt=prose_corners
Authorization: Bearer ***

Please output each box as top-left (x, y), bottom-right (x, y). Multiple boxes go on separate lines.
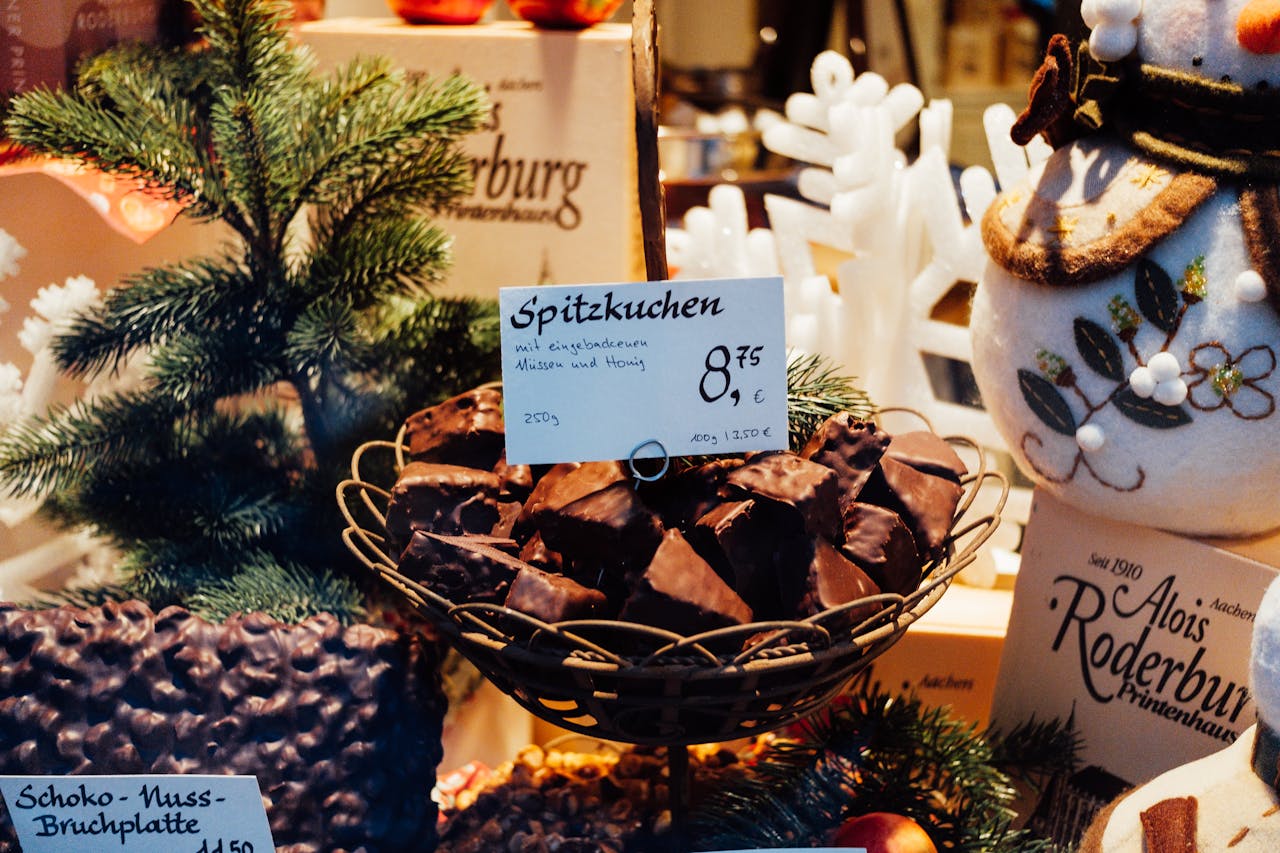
top-left (970, 0), bottom-right (1280, 536)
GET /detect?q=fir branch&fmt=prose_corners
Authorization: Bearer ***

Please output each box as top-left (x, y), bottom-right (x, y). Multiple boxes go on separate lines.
top-left (285, 296), bottom-right (374, 385)
top-left (186, 555), bottom-right (366, 625)
top-left (0, 391), bottom-right (180, 498)
top-left (294, 72), bottom-right (488, 213)
top-left (53, 256), bottom-right (255, 380)
top-left (690, 679), bottom-right (1067, 852)
top-left (148, 324), bottom-right (286, 407)
top-left (786, 350), bottom-right (874, 450)
top-left (303, 216), bottom-right (452, 306)
top-left (194, 0), bottom-right (307, 99)
top-left (307, 142), bottom-right (474, 249)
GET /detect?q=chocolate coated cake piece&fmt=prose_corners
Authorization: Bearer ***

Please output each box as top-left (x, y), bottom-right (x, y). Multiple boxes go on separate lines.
top-left (723, 452), bottom-right (842, 541)
top-left (688, 499), bottom-right (788, 620)
top-left (385, 462), bottom-right (502, 553)
top-left (840, 501), bottom-right (921, 595)
top-left (800, 413), bottom-right (891, 509)
top-left (885, 430), bottom-right (967, 483)
top-left (781, 537), bottom-right (882, 622)
top-left (860, 456), bottom-right (963, 559)
top-left (619, 529), bottom-right (753, 634)
top-left (505, 565), bottom-right (609, 623)
top-left (647, 458), bottom-right (744, 530)
top-left (397, 528), bottom-right (522, 604)
top-left (512, 461), bottom-right (582, 541)
top-left (537, 480), bottom-right (664, 570)
top-left (493, 451), bottom-right (536, 502)
top-left (518, 531), bottom-right (564, 572)
top-left (404, 386), bottom-right (505, 470)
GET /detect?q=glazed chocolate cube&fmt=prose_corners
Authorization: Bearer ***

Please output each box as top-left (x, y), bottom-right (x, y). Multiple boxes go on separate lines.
top-left (493, 451), bottom-right (536, 502)
top-left (860, 456), bottom-right (963, 558)
top-left (781, 537), bottom-right (881, 622)
top-left (619, 530), bottom-right (753, 634)
top-left (800, 413), bottom-right (891, 508)
top-left (385, 462), bottom-right (502, 553)
top-left (723, 452), bottom-right (842, 541)
top-left (504, 566), bottom-right (609, 623)
top-left (518, 532), bottom-right (564, 572)
top-left (840, 501), bottom-right (921, 595)
top-left (397, 529), bottom-right (522, 604)
top-left (647, 458), bottom-right (744, 530)
top-left (688, 499), bottom-right (789, 620)
top-left (537, 481), bottom-right (663, 570)
top-left (885, 431), bottom-right (967, 483)
top-left (512, 461), bottom-right (582, 541)
top-left (404, 386), bottom-right (505, 470)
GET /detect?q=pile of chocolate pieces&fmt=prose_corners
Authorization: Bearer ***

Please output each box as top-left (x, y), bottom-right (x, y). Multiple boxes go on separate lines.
top-left (383, 386), bottom-right (966, 640)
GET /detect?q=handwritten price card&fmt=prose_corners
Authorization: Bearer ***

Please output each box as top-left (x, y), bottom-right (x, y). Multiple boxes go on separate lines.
top-left (0, 775), bottom-right (273, 853)
top-left (500, 277), bottom-right (788, 466)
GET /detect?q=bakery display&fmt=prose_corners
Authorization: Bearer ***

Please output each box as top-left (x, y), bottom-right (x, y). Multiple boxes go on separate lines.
top-left (339, 383), bottom-right (1005, 746)
top-left (382, 385), bottom-right (964, 633)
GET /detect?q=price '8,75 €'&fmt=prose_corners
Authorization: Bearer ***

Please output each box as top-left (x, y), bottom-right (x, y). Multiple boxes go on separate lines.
top-left (699, 344), bottom-right (765, 406)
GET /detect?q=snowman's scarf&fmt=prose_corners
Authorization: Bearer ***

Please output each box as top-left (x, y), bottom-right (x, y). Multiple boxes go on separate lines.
top-left (1016, 36), bottom-right (1280, 181)
top-left (1118, 65), bottom-right (1280, 182)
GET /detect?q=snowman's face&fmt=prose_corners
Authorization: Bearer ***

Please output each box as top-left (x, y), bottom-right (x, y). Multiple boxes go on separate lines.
top-left (1136, 0), bottom-right (1280, 88)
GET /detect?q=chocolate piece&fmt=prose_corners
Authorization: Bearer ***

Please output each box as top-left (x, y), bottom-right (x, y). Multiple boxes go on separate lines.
top-left (688, 499), bottom-right (787, 620)
top-left (801, 413), bottom-right (891, 508)
top-left (723, 452), bottom-right (842, 541)
top-left (519, 531), bottom-right (564, 572)
top-left (397, 529), bottom-right (521, 604)
top-left (860, 456), bottom-right (963, 558)
top-left (493, 451), bottom-right (535, 501)
top-left (885, 430), bottom-right (967, 483)
top-left (385, 462), bottom-right (502, 553)
top-left (538, 480), bottom-right (664, 570)
top-left (404, 386), bottom-right (506, 470)
top-left (782, 537), bottom-right (882, 622)
top-left (512, 461), bottom-right (582, 541)
top-left (840, 501), bottom-right (922, 595)
top-left (505, 566), bottom-right (609, 623)
top-left (490, 500), bottom-right (524, 540)
top-left (648, 458), bottom-right (744, 530)
top-left (619, 530), bottom-right (753, 633)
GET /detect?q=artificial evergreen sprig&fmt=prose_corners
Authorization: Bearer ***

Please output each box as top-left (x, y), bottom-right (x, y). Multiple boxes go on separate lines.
top-left (786, 350), bottom-right (874, 450)
top-left (689, 674), bottom-right (1078, 851)
top-left (0, 0), bottom-right (495, 623)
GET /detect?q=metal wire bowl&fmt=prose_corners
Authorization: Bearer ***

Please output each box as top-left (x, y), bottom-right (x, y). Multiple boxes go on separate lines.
top-left (337, 412), bottom-right (1007, 747)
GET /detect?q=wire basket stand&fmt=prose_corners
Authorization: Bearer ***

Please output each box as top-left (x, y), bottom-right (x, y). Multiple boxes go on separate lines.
top-left (337, 411), bottom-right (1008, 847)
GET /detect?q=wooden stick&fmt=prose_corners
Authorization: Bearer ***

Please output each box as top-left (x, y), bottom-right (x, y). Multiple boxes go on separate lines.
top-left (631, 0), bottom-right (668, 282)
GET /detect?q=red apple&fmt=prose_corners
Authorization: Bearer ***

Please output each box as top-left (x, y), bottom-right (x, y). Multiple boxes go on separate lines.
top-left (505, 0), bottom-right (624, 28)
top-left (387, 0), bottom-right (495, 24)
top-left (830, 812), bottom-right (939, 853)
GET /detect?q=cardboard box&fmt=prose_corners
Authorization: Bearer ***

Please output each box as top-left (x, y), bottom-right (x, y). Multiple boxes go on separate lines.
top-left (862, 583), bottom-right (1014, 727)
top-left (1, 0), bottom-right (160, 95)
top-left (299, 19), bottom-right (644, 300)
top-left (990, 489), bottom-right (1280, 786)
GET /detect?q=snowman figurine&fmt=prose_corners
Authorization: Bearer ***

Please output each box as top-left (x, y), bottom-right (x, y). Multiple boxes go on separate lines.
top-left (970, 0), bottom-right (1280, 537)
top-left (1077, 573), bottom-right (1280, 851)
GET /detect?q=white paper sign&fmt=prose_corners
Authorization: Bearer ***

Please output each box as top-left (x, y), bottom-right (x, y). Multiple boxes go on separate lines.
top-left (0, 775), bottom-right (273, 853)
top-left (499, 277), bottom-right (789, 466)
top-left (991, 489), bottom-right (1278, 785)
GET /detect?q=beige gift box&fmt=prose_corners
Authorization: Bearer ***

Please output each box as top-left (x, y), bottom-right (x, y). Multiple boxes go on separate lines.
top-left (299, 19), bottom-right (645, 300)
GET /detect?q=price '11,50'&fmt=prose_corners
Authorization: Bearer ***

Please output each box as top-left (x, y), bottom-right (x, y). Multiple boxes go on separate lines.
top-left (699, 344), bottom-right (764, 406)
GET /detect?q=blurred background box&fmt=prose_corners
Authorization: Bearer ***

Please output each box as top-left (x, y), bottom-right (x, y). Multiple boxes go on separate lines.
top-left (299, 19), bottom-right (644, 298)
